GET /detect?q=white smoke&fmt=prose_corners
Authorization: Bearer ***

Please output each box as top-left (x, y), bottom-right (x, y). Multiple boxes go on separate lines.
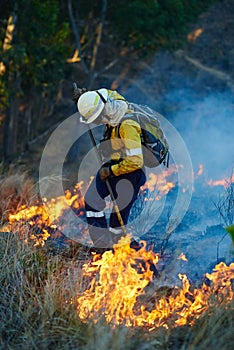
top-left (126, 62), bottom-right (234, 182)
top-left (163, 88), bottom-right (234, 180)
top-left (125, 62), bottom-right (234, 277)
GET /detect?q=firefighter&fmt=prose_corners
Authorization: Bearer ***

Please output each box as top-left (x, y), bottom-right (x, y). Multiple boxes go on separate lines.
top-left (74, 87), bottom-right (146, 249)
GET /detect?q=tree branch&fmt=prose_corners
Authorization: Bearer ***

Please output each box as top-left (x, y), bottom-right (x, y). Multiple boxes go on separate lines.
top-left (67, 0), bottom-right (89, 74)
top-left (87, 0), bottom-right (107, 88)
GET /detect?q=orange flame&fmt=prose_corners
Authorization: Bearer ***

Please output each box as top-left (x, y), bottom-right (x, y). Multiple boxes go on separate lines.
top-left (2, 173), bottom-right (234, 328)
top-left (208, 174), bottom-right (234, 188)
top-left (144, 165), bottom-right (178, 195)
top-left (76, 236), bottom-right (234, 328)
top-left (4, 171), bottom-right (178, 246)
top-left (196, 164), bottom-right (203, 177)
top-left (178, 253), bottom-right (188, 262)
top-left (5, 182), bottom-right (85, 246)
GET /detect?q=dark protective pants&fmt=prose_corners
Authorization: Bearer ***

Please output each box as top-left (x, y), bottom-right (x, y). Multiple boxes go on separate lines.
top-left (84, 169), bottom-right (146, 248)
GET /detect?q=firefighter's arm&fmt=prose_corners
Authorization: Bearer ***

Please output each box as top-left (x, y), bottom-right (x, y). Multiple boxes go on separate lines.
top-left (111, 120), bottom-right (144, 176)
top-left (104, 98), bottom-right (128, 119)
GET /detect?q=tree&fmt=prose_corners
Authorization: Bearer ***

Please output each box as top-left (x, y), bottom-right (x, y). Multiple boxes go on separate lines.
top-left (107, 0), bottom-right (215, 51)
top-left (0, 0), bottom-right (70, 162)
top-left (66, 0), bottom-right (215, 91)
top-left (0, 0), bottom-right (216, 162)
top-left (67, 0), bottom-right (109, 89)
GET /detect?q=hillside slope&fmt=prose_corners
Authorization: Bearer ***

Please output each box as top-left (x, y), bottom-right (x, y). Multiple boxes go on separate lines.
top-left (19, 0), bottom-right (234, 176)
top-left (124, 0), bottom-right (234, 101)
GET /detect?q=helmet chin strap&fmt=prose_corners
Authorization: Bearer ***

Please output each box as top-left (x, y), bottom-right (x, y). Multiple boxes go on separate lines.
top-left (96, 90), bottom-right (107, 104)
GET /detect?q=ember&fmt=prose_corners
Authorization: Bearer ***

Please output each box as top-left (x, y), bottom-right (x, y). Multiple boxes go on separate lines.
top-left (208, 174), bottom-right (234, 188)
top-left (178, 253), bottom-right (188, 262)
top-left (196, 164), bottom-right (203, 177)
top-left (187, 28), bottom-right (204, 42)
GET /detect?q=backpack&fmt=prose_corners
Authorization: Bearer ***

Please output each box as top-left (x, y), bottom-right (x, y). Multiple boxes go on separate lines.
top-left (116, 103), bottom-right (169, 168)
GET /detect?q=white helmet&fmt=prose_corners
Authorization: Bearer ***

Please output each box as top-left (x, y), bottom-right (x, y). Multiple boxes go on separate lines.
top-left (77, 88), bottom-right (108, 123)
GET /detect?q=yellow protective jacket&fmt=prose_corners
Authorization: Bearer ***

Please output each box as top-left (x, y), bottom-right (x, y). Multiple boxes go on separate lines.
top-left (103, 90), bottom-right (144, 176)
top-left (109, 119), bottom-right (144, 176)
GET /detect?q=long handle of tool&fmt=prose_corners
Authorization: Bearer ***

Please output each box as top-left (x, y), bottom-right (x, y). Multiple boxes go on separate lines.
top-left (87, 126), bottom-right (127, 235)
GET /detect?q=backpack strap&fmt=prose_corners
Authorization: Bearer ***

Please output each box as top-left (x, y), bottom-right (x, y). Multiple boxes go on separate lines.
top-left (101, 124), bottom-right (114, 142)
top-left (164, 151), bottom-right (170, 168)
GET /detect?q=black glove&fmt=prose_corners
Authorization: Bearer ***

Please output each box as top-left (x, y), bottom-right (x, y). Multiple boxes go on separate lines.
top-left (72, 86), bottom-right (87, 103)
top-left (99, 166), bottom-right (111, 181)
top-left (98, 140), bottom-right (112, 160)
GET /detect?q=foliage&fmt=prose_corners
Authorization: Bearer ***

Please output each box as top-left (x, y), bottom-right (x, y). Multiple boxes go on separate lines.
top-left (20, 1), bottom-right (70, 91)
top-left (0, 0), bottom-right (217, 161)
top-left (0, 0), bottom-right (70, 107)
top-left (0, 0), bottom-right (71, 162)
top-left (0, 0), bottom-right (218, 105)
top-left (214, 181), bottom-right (234, 227)
top-left (226, 225), bottom-right (234, 245)
top-left (107, 0), bottom-right (215, 51)
top-left (0, 80), bottom-right (8, 110)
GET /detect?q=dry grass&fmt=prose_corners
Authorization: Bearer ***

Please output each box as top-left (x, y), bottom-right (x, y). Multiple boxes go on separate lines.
top-left (0, 232), bottom-right (87, 349)
top-left (0, 232), bottom-right (233, 350)
top-left (0, 169), bottom-right (233, 349)
top-left (0, 166), bottom-right (38, 221)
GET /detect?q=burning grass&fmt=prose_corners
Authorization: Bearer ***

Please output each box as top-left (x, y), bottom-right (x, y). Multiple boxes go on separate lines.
top-left (0, 169), bottom-right (234, 349)
top-left (0, 167), bottom-right (38, 221)
top-left (0, 232), bottom-right (233, 350)
top-left (76, 236), bottom-right (234, 330)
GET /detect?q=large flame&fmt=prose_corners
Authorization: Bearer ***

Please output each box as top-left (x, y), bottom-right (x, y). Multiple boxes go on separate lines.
top-left (77, 236), bottom-right (234, 329)
top-left (4, 169), bottom-right (178, 246)
top-left (144, 168), bottom-right (176, 195)
top-left (77, 236), bottom-right (159, 326)
top-left (4, 182), bottom-right (85, 246)
top-left (4, 167), bottom-right (233, 247)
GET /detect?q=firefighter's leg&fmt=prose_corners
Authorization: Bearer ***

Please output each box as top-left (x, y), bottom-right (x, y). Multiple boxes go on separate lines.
top-left (84, 173), bottom-right (112, 247)
top-left (109, 169), bottom-right (146, 243)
